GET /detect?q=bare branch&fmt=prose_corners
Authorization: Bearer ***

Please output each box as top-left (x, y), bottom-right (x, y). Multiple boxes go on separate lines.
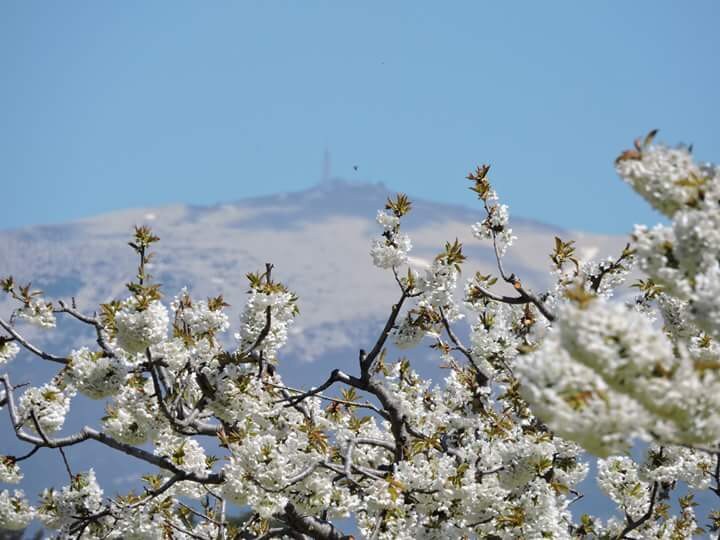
top-left (344, 440), bottom-right (356, 486)
top-left (438, 306), bottom-right (489, 386)
top-left (473, 284), bottom-right (555, 322)
top-left (281, 502), bottom-right (354, 540)
top-left (0, 317), bottom-right (69, 364)
top-left (0, 374), bottom-right (223, 485)
top-left (617, 481), bottom-right (659, 539)
top-left (269, 382), bottom-right (388, 419)
top-left (29, 409), bottom-right (73, 481)
top-left (56, 300), bottom-right (115, 356)
top-left (283, 369), bottom-right (350, 408)
top-left (360, 291), bottom-right (408, 377)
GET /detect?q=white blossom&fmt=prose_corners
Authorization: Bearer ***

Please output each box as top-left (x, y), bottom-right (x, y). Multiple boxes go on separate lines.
top-left (616, 143), bottom-right (701, 217)
top-left (0, 457), bottom-right (22, 484)
top-left (102, 376), bottom-right (163, 444)
top-left (171, 288), bottom-right (230, 338)
top-left (472, 203), bottom-right (516, 256)
top-left (38, 469), bottom-right (103, 530)
top-left (376, 210), bottom-right (400, 231)
top-left (597, 456), bottom-right (651, 521)
top-left (370, 233), bottom-right (412, 269)
top-left (3, 134), bottom-right (720, 537)
top-left (65, 347), bottom-right (127, 399)
top-left (0, 340), bottom-right (19, 366)
top-left (236, 287), bottom-right (297, 361)
top-left (16, 299), bottom-right (55, 328)
top-left (0, 489), bottom-right (34, 531)
top-left (17, 382), bottom-right (74, 435)
top-left (114, 298), bottom-right (169, 354)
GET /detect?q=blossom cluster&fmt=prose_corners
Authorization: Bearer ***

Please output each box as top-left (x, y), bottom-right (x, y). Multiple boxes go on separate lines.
top-left (114, 298), bottom-right (170, 355)
top-left (0, 490), bottom-right (34, 531)
top-left (471, 201), bottom-right (516, 256)
top-left (370, 201), bottom-right (413, 269)
top-left (17, 382), bottom-right (75, 435)
top-left (16, 299), bottom-right (56, 329)
top-left (0, 340), bottom-right (19, 366)
top-left (64, 347), bottom-right (127, 400)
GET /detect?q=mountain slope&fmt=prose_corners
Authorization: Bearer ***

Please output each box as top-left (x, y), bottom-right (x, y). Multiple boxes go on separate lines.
top-left (0, 179), bottom-right (625, 361)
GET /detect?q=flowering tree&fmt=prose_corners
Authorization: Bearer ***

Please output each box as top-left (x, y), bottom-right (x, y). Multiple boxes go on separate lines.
top-left (1, 131), bottom-right (719, 539)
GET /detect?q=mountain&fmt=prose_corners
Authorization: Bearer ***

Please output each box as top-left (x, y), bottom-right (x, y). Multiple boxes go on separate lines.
top-left (0, 179), bottom-right (631, 527)
top-left (0, 178), bottom-right (625, 362)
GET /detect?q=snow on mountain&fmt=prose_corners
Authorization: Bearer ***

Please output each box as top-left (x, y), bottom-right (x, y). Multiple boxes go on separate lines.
top-left (0, 178), bottom-right (625, 362)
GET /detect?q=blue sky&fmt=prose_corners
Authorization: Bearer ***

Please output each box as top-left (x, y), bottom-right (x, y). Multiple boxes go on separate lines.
top-left (1, 1), bottom-right (719, 233)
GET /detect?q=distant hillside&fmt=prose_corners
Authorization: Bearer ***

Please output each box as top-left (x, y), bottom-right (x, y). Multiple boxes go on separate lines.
top-left (0, 178), bottom-right (624, 361)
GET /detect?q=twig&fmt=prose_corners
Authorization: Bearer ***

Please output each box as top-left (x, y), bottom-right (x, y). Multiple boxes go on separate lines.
top-left (344, 440), bottom-right (356, 486)
top-left (589, 243), bottom-right (633, 292)
top-left (56, 300), bottom-right (115, 356)
top-left (12, 445), bottom-right (41, 462)
top-left (176, 501), bottom-right (222, 527)
top-left (0, 375), bottom-right (223, 485)
top-left (438, 307), bottom-right (489, 386)
top-left (479, 199), bottom-right (555, 322)
top-left (360, 291), bottom-right (408, 377)
top-left (29, 409), bottom-right (73, 481)
top-left (0, 317), bottom-right (69, 364)
top-left (617, 481), bottom-right (659, 539)
top-left (281, 502), bottom-right (354, 540)
top-left (269, 382), bottom-right (388, 418)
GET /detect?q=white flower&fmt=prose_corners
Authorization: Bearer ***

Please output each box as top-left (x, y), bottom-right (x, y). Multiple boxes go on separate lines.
top-left (370, 233), bottom-right (412, 269)
top-left (393, 316), bottom-right (425, 349)
top-left (616, 143), bottom-right (701, 217)
top-left (0, 489), bottom-right (34, 531)
top-left (16, 299), bottom-right (55, 328)
top-left (641, 444), bottom-right (712, 490)
top-left (108, 506), bottom-right (167, 540)
top-left (632, 223), bottom-right (690, 298)
top-left (691, 262), bottom-right (720, 340)
top-left (102, 377), bottom-right (163, 444)
top-left (18, 383), bottom-right (74, 435)
top-left (597, 456), bottom-right (651, 521)
top-left (376, 210), bottom-right (400, 231)
top-left (114, 299), bottom-right (169, 354)
top-left (154, 430), bottom-right (209, 499)
top-left (0, 457), bottom-right (22, 484)
top-left (171, 288), bottom-right (230, 338)
top-left (472, 203), bottom-right (516, 256)
top-left (65, 347), bottom-right (127, 399)
top-left (515, 331), bottom-right (649, 456)
top-left (0, 340), bottom-right (19, 365)
top-left (38, 469), bottom-right (103, 530)
top-left (236, 287), bottom-right (297, 360)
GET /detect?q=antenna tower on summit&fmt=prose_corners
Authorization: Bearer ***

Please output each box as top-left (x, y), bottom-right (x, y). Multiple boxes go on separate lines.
top-left (322, 148), bottom-right (331, 183)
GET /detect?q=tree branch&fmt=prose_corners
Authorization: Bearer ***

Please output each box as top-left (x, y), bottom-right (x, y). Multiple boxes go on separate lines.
top-left (56, 300), bottom-right (115, 356)
top-left (0, 317), bottom-right (69, 364)
top-left (617, 481), bottom-right (659, 539)
top-left (0, 374), bottom-right (224, 485)
top-left (281, 502), bottom-right (354, 540)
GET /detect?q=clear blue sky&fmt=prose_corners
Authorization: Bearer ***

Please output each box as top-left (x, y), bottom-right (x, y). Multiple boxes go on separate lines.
top-left (1, 1), bottom-right (718, 233)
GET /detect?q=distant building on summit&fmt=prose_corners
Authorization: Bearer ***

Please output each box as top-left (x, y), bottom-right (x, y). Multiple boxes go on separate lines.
top-left (322, 148), bottom-right (332, 184)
